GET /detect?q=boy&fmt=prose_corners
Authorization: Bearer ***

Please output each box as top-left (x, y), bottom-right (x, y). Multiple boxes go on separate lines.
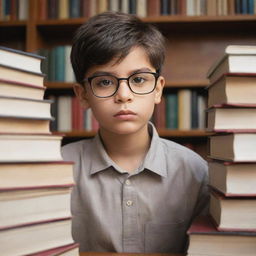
top-left (62, 12), bottom-right (209, 253)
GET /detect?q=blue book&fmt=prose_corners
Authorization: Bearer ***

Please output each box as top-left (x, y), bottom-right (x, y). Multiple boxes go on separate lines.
top-left (129, 0), bottom-right (137, 14)
top-left (55, 46), bottom-right (65, 81)
top-left (69, 0), bottom-right (80, 18)
top-left (247, 0), bottom-right (254, 14)
top-left (161, 0), bottom-right (170, 15)
top-left (241, 0), bottom-right (248, 14)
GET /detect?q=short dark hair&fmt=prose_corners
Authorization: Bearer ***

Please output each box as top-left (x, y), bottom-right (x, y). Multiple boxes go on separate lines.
top-left (71, 12), bottom-right (166, 85)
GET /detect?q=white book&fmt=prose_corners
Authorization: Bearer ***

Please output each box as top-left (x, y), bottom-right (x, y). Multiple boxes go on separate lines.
top-left (197, 95), bottom-right (206, 129)
top-left (0, 96), bottom-right (52, 119)
top-left (137, 0), bottom-right (147, 17)
top-left (121, 0), bottom-right (129, 13)
top-left (57, 95), bottom-right (72, 132)
top-left (0, 134), bottom-right (63, 162)
top-left (64, 46), bottom-right (75, 82)
top-left (18, 0), bottom-right (28, 20)
top-left (0, 46), bottom-right (43, 74)
top-left (0, 219), bottom-right (73, 256)
top-left (109, 0), bottom-right (120, 11)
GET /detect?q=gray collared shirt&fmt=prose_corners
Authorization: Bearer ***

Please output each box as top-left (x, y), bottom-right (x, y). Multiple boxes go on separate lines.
top-left (61, 123), bottom-right (209, 253)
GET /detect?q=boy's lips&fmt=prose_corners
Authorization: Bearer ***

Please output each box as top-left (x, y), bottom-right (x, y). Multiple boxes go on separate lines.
top-left (114, 110), bottom-right (137, 120)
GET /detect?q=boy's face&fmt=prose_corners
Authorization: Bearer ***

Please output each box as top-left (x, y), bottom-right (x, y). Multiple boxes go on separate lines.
top-left (75, 46), bottom-right (165, 136)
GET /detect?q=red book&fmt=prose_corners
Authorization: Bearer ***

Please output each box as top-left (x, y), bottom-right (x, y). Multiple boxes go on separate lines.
top-left (38, 0), bottom-right (48, 20)
top-left (0, 186), bottom-right (74, 230)
top-left (26, 243), bottom-right (79, 256)
top-left (147, 0), bottom-right (161, 16)
top-left (187, 216), bottom-right (256, 256)
top-left (72, 97), bottom-right (84, 131)
top-left (0, 218), bottom-right (74, 256)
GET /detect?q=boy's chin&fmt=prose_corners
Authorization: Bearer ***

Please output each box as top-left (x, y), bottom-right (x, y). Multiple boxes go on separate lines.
top-left (101, 122), bottom-right (148, 136)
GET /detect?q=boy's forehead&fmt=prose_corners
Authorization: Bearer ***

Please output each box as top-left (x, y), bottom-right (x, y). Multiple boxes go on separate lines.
top-left (86, 47), bottom-right (154, 77)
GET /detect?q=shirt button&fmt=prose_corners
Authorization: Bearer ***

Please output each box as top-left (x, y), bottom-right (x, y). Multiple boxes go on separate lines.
top-left (126, 200), bottom-right (133, 206)
top-left (125, 179), bottom-right (131, 185)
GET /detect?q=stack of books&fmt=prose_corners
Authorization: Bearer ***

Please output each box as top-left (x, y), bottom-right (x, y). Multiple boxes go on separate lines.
top-left (0, 46), bottom-right (78, 255)
top-left (187, 45), bottom-right (256, 256)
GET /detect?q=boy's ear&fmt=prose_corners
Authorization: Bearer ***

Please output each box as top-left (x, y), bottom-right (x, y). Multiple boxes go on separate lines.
top-left (154, 76), bottom-right (165, 104)
top-left (73, 83), bottom-right (90, 109)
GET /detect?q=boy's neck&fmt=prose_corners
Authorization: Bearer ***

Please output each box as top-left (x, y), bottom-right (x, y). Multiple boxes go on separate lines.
top-left (99, 124), bottom-right (151, 173)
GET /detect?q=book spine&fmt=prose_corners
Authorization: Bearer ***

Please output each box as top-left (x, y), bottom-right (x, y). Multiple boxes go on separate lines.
top-left (147, 0), bottom-right (161, 16)
top-left (166, 93), bottom-right (178, 129)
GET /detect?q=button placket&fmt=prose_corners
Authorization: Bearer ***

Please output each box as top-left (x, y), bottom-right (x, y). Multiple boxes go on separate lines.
top-left (122, 177), bottom-right (141, 251)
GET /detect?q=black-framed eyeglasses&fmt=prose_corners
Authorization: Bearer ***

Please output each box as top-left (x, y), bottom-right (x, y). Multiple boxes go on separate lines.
top-left (83, 72), bottom-right (159, 98)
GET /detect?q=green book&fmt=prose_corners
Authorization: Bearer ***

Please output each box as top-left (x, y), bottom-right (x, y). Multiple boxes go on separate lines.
top-left (55, 46), bottom-right (65, 81)
top-left (166, 93), bottom-right (178, 129)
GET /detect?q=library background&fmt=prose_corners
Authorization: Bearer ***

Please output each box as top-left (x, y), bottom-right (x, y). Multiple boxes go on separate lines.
top-left (1, 0), bottom-right (256, 159)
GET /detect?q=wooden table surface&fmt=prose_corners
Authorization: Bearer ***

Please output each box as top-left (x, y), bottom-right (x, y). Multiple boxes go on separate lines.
top-left (80, 253), bottom-right (184, 256)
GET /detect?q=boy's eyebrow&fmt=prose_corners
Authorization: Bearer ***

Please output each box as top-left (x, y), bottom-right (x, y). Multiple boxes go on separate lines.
top-left (88, 68), bottom-right (155, 78)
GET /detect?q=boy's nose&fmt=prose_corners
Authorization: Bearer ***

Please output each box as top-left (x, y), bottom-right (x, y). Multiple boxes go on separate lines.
top-left (114, 80), bottom-right (134, 103)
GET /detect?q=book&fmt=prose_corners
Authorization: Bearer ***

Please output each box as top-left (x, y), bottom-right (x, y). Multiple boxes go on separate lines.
top-left (0, 116), bottom-right (51, 134)
top-left (147, 0), bottom-right (161, 16)
top-left (0, 64), bottom-right (45, 87)
top-left (0, 134), bottom-right (63, 162)
top-left (129, 0), bottom-right (137, 14)
top-left (64, 45), bottom-right (75, 82)
top-left (109, 0), bottom-right (120, 11)
top-left (0, 218), bottom-right (73, 256)
top-left (26, 243), bottom-right (79, 256)
top-left (0, 96), bottom-right (53, 119)
top-left (178, 89), bottom-right (191, 130)
top-left (166, 93), bottom-right (178, 129)
top-left (191, 90), bottom-right (199, 129)
top-left (210, 189), bottom-right (256, 231)
top-left (0, 161), bottom-right (74, 190)
top-left (207, 73), bottom-right (256, 107)
top-left (58, 0), bottom-right (69, 19)
top-left (136, 0), bottom-right (147, 17)
top-left (57, 95), bottom-right (72, 131)
top-left (207, 45), bottom-right (256, 84)
top-left (161, 0), bottom-right (170, 15)
top-left (48, 94), bottom-right (58, 131)
top-left (72, 96), bottom-right (84, 130)
top-left (18, 0), bottom-right (29, 20)
top-left (206, 105), bottom-right (256, 131)
top-left (55, 46), bottom-right (65, 81)
top-left (187, 216), bottom-right (256, 256)
top-left (0, 79), bottom-right (46, 100)
top-left (209, 132), bottom-right (256, 162)
top-left (209, 161), bottom-right (256, 196)
top-left (198, 94), bottom-right (206, 129)
top-left (0, 46), bottom-right (44, 74)
top-left (0, 187), bottom-right (73, 229)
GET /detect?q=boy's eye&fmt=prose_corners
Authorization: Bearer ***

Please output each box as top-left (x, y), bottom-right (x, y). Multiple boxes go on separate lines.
top-left (131, 76), bottom-right (146, 84)
top-left (94, 77), bottom-right (115, 87)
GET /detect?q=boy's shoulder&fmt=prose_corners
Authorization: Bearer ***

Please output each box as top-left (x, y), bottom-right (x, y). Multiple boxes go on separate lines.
top-left (159, 136), bottom-right (205, 162)
top-left (157, 137), bottom-right (208, 175)
top-left (61, 138), bottom-right (93, 162)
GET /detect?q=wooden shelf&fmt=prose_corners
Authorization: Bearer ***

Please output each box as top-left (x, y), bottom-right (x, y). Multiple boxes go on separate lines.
top-left (0, 20), bottom-right (27, 27)
top-left (144, 14), bottom-right (256, 23)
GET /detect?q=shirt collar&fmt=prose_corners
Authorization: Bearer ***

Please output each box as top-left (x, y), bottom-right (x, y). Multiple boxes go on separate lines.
top-left (88, 122), bottom-right (167, 177)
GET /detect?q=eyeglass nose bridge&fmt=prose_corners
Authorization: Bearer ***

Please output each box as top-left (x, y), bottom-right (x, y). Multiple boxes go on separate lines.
top-left (115, 77), bottom-right (133, 92)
